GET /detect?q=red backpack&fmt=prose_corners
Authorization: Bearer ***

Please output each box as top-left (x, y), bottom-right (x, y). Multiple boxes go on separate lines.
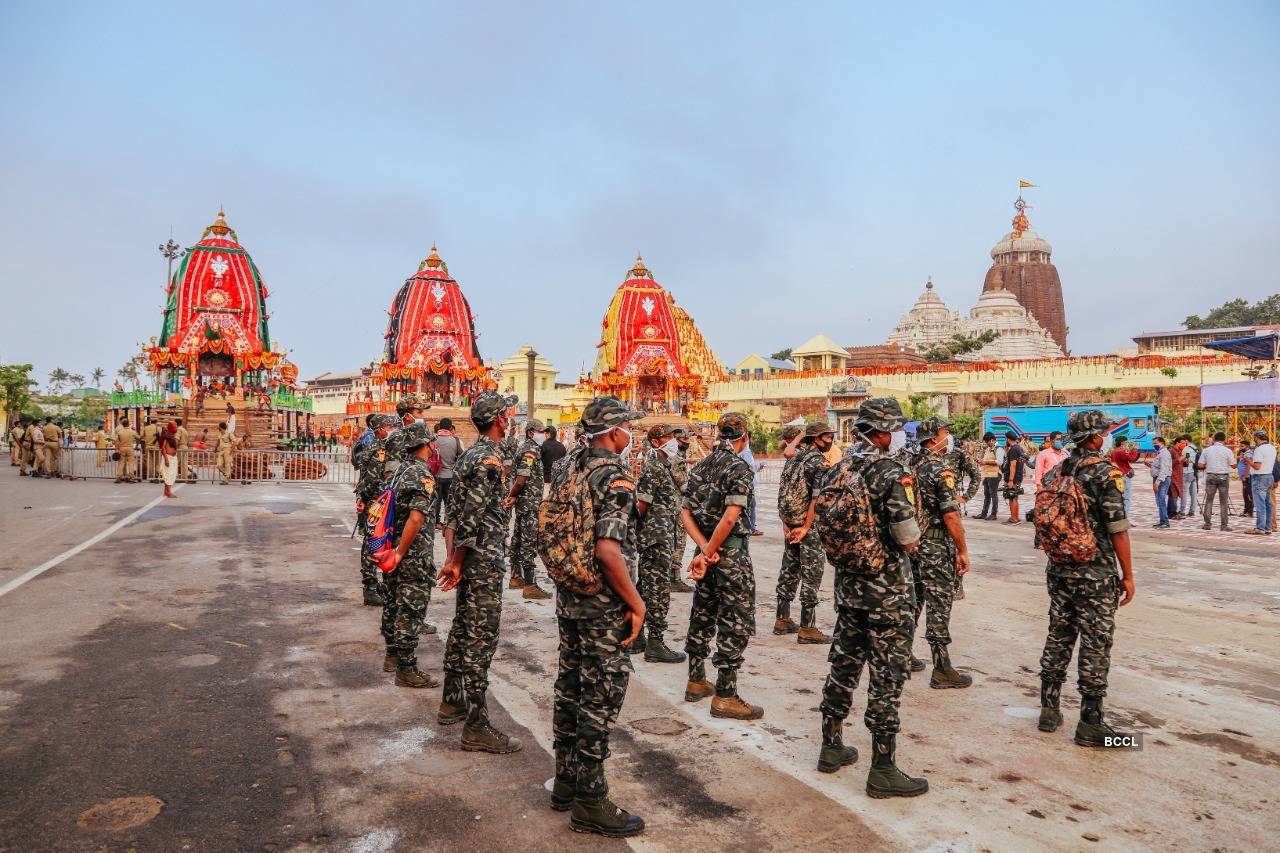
top-left (1033, 456), bottom-right (1103, 565)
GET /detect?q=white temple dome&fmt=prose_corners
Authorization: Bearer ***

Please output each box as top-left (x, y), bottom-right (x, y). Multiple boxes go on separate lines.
top-left (990, 230), bottom-right (1053, 259)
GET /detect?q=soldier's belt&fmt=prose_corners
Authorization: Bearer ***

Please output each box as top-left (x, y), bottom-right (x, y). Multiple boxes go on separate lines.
top-left (922, 527), bottom-right (949, 540)
top-left (720, 535), bottom-right (748, 550)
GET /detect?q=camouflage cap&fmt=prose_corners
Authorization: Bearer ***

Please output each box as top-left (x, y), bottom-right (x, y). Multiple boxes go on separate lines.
top-left (804, 420), bottom-right (835, 439)
top-left (1067, 409), bottom-right (1115, 440)
top-left (580, 396), bottom-right (642, 433)
top-left (670, 425), bottom-right (690, 438)
top-left (646, 423), bottom-right (676, 442)
top-left (395, 394), bottom-right (430, 416)
top-left (855, 397), bottom-right (906, 433)
top-left (524, 418), bottom-right (545, 433)
top-left (717, 412), bottom-right (749, 440)
top-left (370, 413), bottom-right (399, 430)
top-left (471, 391), bottom-right (517, 425)
top-left (400, 420), bottom-right (437, 450)
top-left (914, 416), bottom-right (950, 441)
top-left (780, 424), bottom-right (804, 443)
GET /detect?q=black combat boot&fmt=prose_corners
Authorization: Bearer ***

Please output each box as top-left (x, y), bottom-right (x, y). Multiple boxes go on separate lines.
top-left (362, 585), bottom-right (385, 606)
top-left (1038, 680), bottom-right (1063, 732)
top-left (817, 715), bottom-right (858, 774)
top-left (773, 600), bottom-right (799, 635)
top-left (865, 734), bottom-right (928, 798)
top-left (909, 651), bottom-right (927, 673)
top-left (797, 605), bottom-right (831, 645)
top-left (550, 778), bottom-right (575, 811)
top-left (1074, 695), bottom-right (1119, 747)
top-left (626, 628), bottom-right (646, 656)
top-left (644, 631), bottom-right (686, 664)
top-left (570, 795), bottom-right (645, 837)
top-left (928, 643), bottom-right (973, 689)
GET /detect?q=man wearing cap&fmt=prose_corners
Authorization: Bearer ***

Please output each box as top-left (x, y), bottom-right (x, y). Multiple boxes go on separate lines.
top-left (547, 396), bottom-right (646, 837)
top-left (635, 423), bottom-right (686, 663)
top-left (385, 394), bottom-right (430, 466)
top-left (680, 412), bottom-right (764, 721)
top-left (1036, 409), bottom-right (1136, 748)
top-left (775, 421), bottom-right (834, 644)
top-left (351, 413), bottom-right (379, 470)
top-left (438, 390), bottom-right (522, 753)
top-left (353, 413), bottom-right (399, 606)
top-left (502, 418), bottom-right (552, 599)
top-left (909, 417), bottom-right (974, 690)
top-left (817, 397), bottom-right (928, 798)
top-left (667, 427), bottom-right (695, 594)
top-left (379, 421), bottom-right (440, 688)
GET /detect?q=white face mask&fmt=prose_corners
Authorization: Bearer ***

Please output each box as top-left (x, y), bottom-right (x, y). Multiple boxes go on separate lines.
top-left (615, 427), bottom-right (634, 461)
top-left (945, 434), bottom-right (955, 453)
top-left (889, 430), bottom-right (908, 453)
top-left (533, 433), bottom-right (546, 446)
top-left (660, 437), bottom-right (680, 458)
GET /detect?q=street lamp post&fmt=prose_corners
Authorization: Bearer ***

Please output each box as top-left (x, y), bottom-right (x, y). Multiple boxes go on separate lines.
top-left (526, 348), bottom-right (538, 427)
top-left (158, 235), bottom-right (182, 291)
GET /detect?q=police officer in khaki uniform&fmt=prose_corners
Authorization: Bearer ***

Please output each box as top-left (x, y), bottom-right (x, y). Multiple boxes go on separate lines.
top-left (175, 418), bottom-right (191, 481)
top-left (42, 419), bottom-right (63, 478)
top-left (215, 421), bottom-right (234, 484)
top-left (27, 419), bottom-right (48, 479)
top-left (113, 418), bottom-right (139, 483)
top-left (140, 418), bottom-right (160, 481)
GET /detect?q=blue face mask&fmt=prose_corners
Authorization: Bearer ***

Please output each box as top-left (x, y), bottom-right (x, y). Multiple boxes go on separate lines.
top-left (1052, 441), bottom-right (1063, 450)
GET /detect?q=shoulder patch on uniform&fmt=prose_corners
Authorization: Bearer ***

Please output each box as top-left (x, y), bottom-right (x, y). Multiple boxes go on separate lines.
top-left (609, 478), bottom-right (635, 491)
top-left (900, 474), bottom-right (916, 504)
top-left (421, 477), bottom-right (435, 494)
top-left (375, 449), bottom-right (386, 461)
top-left (941, 470), bottom-right (957, 489)
top-left (1109, 471), bottom-right (1125, 493)
top-left (481, 455), bottom-right (502, 468)
top-left (521, 452), bottom-right (537, 464)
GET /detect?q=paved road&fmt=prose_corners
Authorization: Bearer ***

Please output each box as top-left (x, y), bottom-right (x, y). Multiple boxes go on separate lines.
top-left (0, 464), bottom-right (1277, 851)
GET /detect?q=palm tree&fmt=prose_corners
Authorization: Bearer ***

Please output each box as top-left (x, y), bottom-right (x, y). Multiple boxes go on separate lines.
top-left (91, 367), bottom-right (105, 389)
top-left (69, 373), bottom-right (85, 390)
top-left (48, 367), bottom-right (70, 396)
top-left (118, 362), bottom-right (141, 390)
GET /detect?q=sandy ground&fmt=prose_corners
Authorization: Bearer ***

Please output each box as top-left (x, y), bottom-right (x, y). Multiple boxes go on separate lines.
top-left (0, 460), bottom-right (1277, 852)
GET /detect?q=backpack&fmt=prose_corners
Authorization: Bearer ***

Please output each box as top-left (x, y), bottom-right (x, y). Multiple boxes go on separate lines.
top-left (776, 453), bottom-right (812, 527)
top-left (426, 446), bottom-right (443, 476)
top-left (1033, 456), bottom-right (1103, 565)
top-left (813, 456), bottom-right (892, 576)
top-left (537, 456), bottom-right (619, 595)
top-left (364, 485), bottom-right (397, 571)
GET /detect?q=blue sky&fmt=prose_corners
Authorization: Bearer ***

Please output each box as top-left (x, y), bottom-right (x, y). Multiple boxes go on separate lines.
top-left (2, 1), bottom-right (1277, 387)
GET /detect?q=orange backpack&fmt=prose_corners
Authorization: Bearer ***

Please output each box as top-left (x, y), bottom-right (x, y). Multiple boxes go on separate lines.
top-left (1033, 456), bottom-right (1103, 564)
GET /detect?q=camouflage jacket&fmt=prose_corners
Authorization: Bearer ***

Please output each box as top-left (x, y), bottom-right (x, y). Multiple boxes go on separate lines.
top-left (445, 435), bottom-right (509, 559)
top-left (555, 447), bottom-right (635, 620)
top-left (669, 448), bottom-right (690, 494)
top-left (513, 437), bottom-right (545, 510)
top-left (550, 443), bottom-right (584, 486)
top-left (914, 447), bottom-right (961, 539)
top-left (390, 456), bottom-right (437, 564)
top-left (945, 447), bottom-right (982, 503)
top-left (1042, 449), bottom-right (1130, 580)
top-left (636, 449), bottom-right (679, 551)
top-left (350, 429), bottom-right (374, 468)
top-left (777, 444), bottom-right (826, 528)
top-left (683, 445), bottom-right (754, 540)
top-left (354, 437), bottom-right (392, 503)
top-left (383, 426), bottom-right (408, 468)
top-left (834, 448), bottom-right (921, 610)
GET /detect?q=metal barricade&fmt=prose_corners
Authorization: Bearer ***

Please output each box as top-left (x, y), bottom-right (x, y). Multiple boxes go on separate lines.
top-left (54, 445), bottom-right (357, 485)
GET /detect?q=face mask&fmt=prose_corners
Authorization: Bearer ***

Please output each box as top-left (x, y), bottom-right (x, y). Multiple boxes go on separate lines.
top-left (533, 433), bottom-right (546, 446)
top-left (614, 427), bottom-right (634, 461)
top-left (889, 430), bottom-right (907, 453)
top-left (661, 437), bottom-right (680, 458)
top-left (1100, 435), bottom-right (1114, 454)
top-left (945, 434), bottom-right (955, 453)
top-left (1052, 440), bottom-right (1063, 450)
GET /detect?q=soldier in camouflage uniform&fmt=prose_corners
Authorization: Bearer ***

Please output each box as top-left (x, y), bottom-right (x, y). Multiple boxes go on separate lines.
top-left (667, 427), bottom-right (694, 593)
top-left (503, 418), bottom-right (551, 600)
top-left (497, 422), bottom-right (521, 588)
top-left (775, 421), bottom-right (833, 644)
top-left (438, 391), bottom-right (523, 753)
top-left (1036, 409), bottom-right (1136, 747)
top-left (383, 394), bottom-right (429, 467)
top-left (817, 398), bottom-right (928, 798)
top-left (635, 423), bottom-right (686, 664)
top-left (548, 397), bottom-right (646, 838)
top-left (909, 417), bottom-right (974, 690)
top-left (679, 412), bottom-right (764, 721)
top-left (379, 422), bottom-right (440, 688)
top-left (945, 440), bottom-right (981, 600)
top-left (353, 414), bottom-right (399, 606)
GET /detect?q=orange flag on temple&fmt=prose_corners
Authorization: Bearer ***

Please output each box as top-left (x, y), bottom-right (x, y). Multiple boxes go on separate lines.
top-left (1019, 180), bottom-right (1038, 188)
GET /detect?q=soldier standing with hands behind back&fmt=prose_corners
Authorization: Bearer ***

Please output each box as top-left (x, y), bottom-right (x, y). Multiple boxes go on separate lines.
top-left (634, 423), bottom-right (685, 663)
top-left (775, 421), bottom-right (834, 644)
top-left (502, 418), bottom-right (551, 600)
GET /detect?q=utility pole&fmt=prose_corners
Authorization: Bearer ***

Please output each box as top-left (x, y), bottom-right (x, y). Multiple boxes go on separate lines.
top-left (526, 347), bottom-right (538, 427)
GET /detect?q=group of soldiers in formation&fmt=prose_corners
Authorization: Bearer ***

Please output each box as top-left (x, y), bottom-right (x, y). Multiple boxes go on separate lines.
top-left (348, 391), bottom-right (1136, 838)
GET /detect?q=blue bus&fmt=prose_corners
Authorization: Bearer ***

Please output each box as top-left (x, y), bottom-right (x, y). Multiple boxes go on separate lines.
top-left (983, 404), bottom-right (1161, 452)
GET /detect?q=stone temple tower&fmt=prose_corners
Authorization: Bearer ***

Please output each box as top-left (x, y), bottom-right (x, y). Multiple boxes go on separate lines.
top-left (981, 197), bottom-right (1068, 353)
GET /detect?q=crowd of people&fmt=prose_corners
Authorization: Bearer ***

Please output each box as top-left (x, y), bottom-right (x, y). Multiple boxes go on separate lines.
top-left (343, 392), bottom-right (1139, 839)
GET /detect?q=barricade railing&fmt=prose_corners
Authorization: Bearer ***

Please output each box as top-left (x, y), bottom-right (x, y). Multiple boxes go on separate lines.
top-left (52, 446), bottom-right (357, 485)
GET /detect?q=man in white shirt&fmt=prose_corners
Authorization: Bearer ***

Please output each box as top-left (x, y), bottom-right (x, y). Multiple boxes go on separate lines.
top-left (1180, 439), bottom-right (1199, 517)
top-left (1247, 429), bottom-right (1276, 535)
top-left (1197, 432), bottom-right (1236, 531)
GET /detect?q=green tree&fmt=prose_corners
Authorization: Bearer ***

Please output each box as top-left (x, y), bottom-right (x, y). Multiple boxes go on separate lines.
top-left (1184, 294), bottom-right (1280, 329)
top-left (1160, 366), bottom-right (1178, 378)
top-left (904, 393), bottom-right (938, 421)
top-left (1, 363), bottom-right (39, 421)
top-left (91, 367), bottom-right (105, 388)
top-left (949, 411), bottom-right (982, 441)
top-left (769, 348), bottom-right (793, 362)
top-left (68, 373), bottom-right (86, 389)
top-left (1167, 407), bottom-right (1226, 440)
top-left (47, 367), bottom-right (70, 396)
top-left (744, 408), bottom-right (780, 455)
top-left (73, 394), bottom-right (109, 428)
top-left (118, 361), bottom-right (141, 389)
top-left (923, 330), bottom-right (1000, 363)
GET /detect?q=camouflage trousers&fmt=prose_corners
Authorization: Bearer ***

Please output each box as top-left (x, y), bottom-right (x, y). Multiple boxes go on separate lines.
top-left (442, 552), bottom-right (504, 725)
top-left (358, 529), bottom-right (381, 592)
top-left (639, 537), bottom-right (675, 634)
top-left (509, 501), bottom-right (539, 584)
top-left (670, 524), bottom-right (688, 582)
top-left (911, 537), bottom-right (957, 647)
top-left (380, 552), bottom-right (434, 668)
top-left (553, 611), bottom-right (633, 800)
top-left (776, 528), bottom-right (824, 609)
top-left (820, 602), bottom-right (915, 735)
top-left (685, 543), bottom-right (755, 696)
top-left (1039, 573), bottom-right (1118, 699)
